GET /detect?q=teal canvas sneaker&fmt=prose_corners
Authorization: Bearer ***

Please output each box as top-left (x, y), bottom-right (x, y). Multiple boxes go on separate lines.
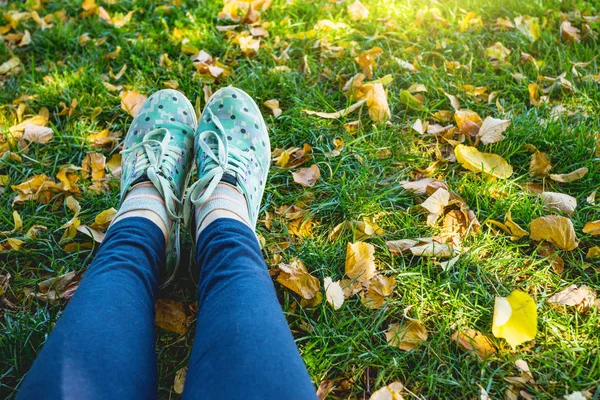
top-left (119, 89), bottom-right (197, 287)
top-left (184, 86), bottom-right (271, 234)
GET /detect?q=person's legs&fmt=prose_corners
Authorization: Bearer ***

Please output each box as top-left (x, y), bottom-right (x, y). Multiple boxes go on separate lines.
top-left (17, 216), bottom-right (164, 400)
top-left (18, 89), bottom-right (198, 400)
top-left (182, 87), bottom-right (315, 399)
top-left (182, 217), bottom-right (316, 400)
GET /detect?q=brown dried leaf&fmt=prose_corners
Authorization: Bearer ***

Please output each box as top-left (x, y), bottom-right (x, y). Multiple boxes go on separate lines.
top-left (549, 167), bottom-right (588, 183)
top-left (386, 320), bottom-right (428, 351)
top-left (529, 152), bottom-right (552, 177)
top-left (366, 83), bottom-right (390, 124)
top-left (303, 99), bottom-right (366, 119)
top-left (263, 99), bottom-right (282, 117)
top-left (354, 47), bottom-right (383, 79)
top-left (547, 284), bottom-right (597, 312)
top-left (324, 277), bottom-right (344, 310)
top-left (276, 258), bottom-right (320, 299)
top-left (292, 164), bottom-right (320, 187)
top-left (540, 192), bottom-right (577, 215)
top-left (452, 329), bottom-right (496, 361)
top-left (369, 382), bottom-right (404, 400)
top-left (530, 215), bottom-right (579, 250)
top-left (477, 117), bottom-right (510, 144)
top-left (155, 298), bottom-right (189, 335)
top-left (345, 241), bottom-right (376, 282)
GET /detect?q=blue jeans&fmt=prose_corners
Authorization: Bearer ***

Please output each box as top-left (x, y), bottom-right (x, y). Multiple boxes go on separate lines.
top-left (17, 217), bottom-right (316, 400)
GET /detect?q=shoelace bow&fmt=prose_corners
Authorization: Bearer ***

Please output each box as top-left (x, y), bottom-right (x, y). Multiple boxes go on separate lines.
top-left (121, 128), bottom-right (184, 220)
top-left (186, 107), bottom-right (252, 214)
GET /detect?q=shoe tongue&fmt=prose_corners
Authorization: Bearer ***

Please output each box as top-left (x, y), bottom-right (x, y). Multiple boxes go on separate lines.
top-left (220, 173), bottom-right (238, 187)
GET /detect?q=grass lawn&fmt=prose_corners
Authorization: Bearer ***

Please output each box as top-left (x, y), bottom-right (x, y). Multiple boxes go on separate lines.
top-left (1, 0), bottom-right (599, 398)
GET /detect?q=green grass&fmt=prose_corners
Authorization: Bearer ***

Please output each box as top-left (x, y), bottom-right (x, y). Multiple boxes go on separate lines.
top-left (1, 0), bottom-right (599, 398)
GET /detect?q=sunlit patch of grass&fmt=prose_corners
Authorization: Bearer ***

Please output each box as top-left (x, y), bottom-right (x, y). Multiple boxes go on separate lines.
top-left (1, 0), bottom-right (599, 398)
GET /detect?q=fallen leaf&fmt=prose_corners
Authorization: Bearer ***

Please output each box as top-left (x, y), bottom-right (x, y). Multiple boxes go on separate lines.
top-left (455, 110), bottom-right (482, 137)
top-left (11, 174), bottom-right (66, 204)
top-left (87, 129), bottom-right (122, 149)
top-left (586, 191), bottom-right (596, 205)
top-left (366, 83), bottom-right (391, 123)
top-left (361, 274), bottom-right (396, 309)
top-left (155, 298), bottom-right (189, 335)
top-left (292, 164), bottom-right (321, 187)
top-left (530, 215), bottom-right (579, 250)
top-left (486, 42), bottom-right (511, 63)
top-left (529, 152), bottom-right (552, 177)
top-left (455, 145), bottom-right (513, 179)
top-left (21, 125), bottom-right (53, 144)
top-left (264, 99), bottom-right (282, 117)
top-left (82, 152), bottom-right (106, 190)
top-left (477, 117), bottom-right (510, 144)
top-left (386, 320), bottom-right (428, 351)
top-left (0, 57), bottom-right (20, 75)
top-left (277, 258), bottom-right (320, 300)
top-left (421, 187), bottom-right (450, 215)
top-left (410, 242), bottom-right (454, 258)
top-left (31, 271), bottom-right (80, 303)
top-left (324, 277), bottom-right (344, 310)
top-left (582, 220), bottom-right (600, 236)
top-left (452, 329), bottom-right (496, 361)
top-left (347, 0), bottom-right (369, 21)
top-left (492, 290), bottom-right (537, 349)
top-left (514, 15), bottom-right (541, 41)
top-left (504, 211), bottom-right (529, 239)
top-left (540, 192), bottom-right (577, 215)
top-left (354, 47), bottom-right (383, 79)
top-left (345, 241), bottom-right (377, 282)
top-left (273, 144), bottom-right (312, 168)
top-left (119, 89), bottom-right (147, 117)
top-left (561, 20), bottom-right (580, 42)
top-left (303, 99), bottom-right (366, 119)
top-left (91, 208), bottom-right (117, 230)
top-left (398, 90), bottom-right (424, 110)
top-left (369, 382), bottom-right (405, 400)
top-left (547, 284), bottom-right (597, 312)
top-left (173, 366), bottom-right (187, 394)
top-left (587, 246), bottom-right (600, 258)
top-left (549, 167), bottom-right (588, 183)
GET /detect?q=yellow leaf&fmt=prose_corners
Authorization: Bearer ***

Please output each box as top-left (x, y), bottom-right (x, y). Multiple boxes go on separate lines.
top-left (324, 277), bottom-right (344, 310)
top-left (455, 145), bottom-right (513, 179)
top-left (119, 89), bottom-right (147, 117)
top-left (277, 259), bottom-right (320, 299)
top-left (366, 83), bottom-right (390, 124)
top-left (155, 298), bottom-right (189, 335)
top-left (263, 99), bottom-right (282, 117)
top-left (361, 274), bottom-right (396, 309)
top-left (549, 167), bottom-right (588, 183)
top-left (82, 152), bottom-right (106, 182)
top-left (529, 152), bottom-right (551, 177)
top-left (87, 129), bottom-right (122, 149)
top-left (354, 47), bottom-right (383, 79)
top-left (587, 246), bottom-right (600, 258)
top-left (92, 207), bottom-right (117, 229)
top-left (530, 215), bottom-right (579, 250)
top-left (347, 0), bottom-right (369, 21)
top-left (485, 42), bottom-right (511, 63)
top-left (504, 211), bottom-right (529, 239)
top-left (454, 110), bottom-right (482, 137)
top-left (583, 220), bottom-right (600, 236)
top-left (0, 56), bottom-right (20, 75)
top-left (410, 242), bottom-right (454, 258)
top-left (514, 15), bottom-right (541, 42)
top-left (492, 290), bottom-right (537, 349)
top-left (7, 238), bottom-right (24, 251)
top-left (291, 164), bottom-right (320, 187)
top-left (452, 329), bottom-right (496, 361)
top-left (385, 320), bottom-right (428, 351)
top-left (173, 366), bottom-right (187, 395)
top-left (345, 241), bottom-right (377, 282)
top-left (459, 11), bottom-right (483, 32)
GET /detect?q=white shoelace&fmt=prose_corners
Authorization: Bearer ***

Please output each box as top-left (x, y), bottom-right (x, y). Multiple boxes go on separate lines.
top-left (121, 128), bottom-right (183, 219)
top-left (186, 108), bottom-right (252, 216)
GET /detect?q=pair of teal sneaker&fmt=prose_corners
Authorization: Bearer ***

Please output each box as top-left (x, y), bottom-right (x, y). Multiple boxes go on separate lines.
top-left (118, 87), bottom-right (270, 287)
